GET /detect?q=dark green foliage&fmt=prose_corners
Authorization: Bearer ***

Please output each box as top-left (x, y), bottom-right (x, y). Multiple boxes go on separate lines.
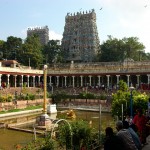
top-left (20, 136), bottom-right (54, 150)
top-left (118, 80), bottom-right (128, 92)
top-left (100, 36), bottom-right (146, 62)
top-left (111, 80), bottom-right (149, 119)
top-left (57, 120), bottom-right (96, 149)
top-left (43, 40), bottom-right (62, 64)
top-left (21, 35), bottom-right (43, 68)
top-left (1, 35), bottom-right (150, 66)
top-left (3, 36), bottom-right (23, 60)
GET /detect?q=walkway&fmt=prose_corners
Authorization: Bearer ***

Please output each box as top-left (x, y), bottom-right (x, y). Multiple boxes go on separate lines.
top-left (0, 108), bottom-right (42, 120)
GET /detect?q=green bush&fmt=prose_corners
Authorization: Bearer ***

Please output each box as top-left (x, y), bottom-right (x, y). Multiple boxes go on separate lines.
top-left (57, 120), bottom-right (97, 149)
top-left (7, 95), bottom-right (13, 102)
top-left (0, 94), bottom-right (13, 102)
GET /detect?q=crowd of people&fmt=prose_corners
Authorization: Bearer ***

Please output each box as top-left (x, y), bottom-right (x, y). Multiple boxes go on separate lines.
top-left (103, 108), bottom-right (150, 150)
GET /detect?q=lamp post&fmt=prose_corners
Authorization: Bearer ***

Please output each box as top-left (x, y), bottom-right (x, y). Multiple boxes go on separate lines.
top-left (129, 86), bottom-right (135, 118)
top-left (38, 65), bottom-right (51, 127)
top-left (43, 65), bottom-right (47, 114)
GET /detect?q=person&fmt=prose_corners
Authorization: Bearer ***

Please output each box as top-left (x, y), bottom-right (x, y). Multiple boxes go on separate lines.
top-left (116, 120), bottom-right (138, 150)
top-left (123, 121), bottom-right (142, 150)
top-left (104, 127), bottom-right (125, 150)
top-left (133, 108), bottom-right (147, 145)
top-left (125, 114), bottom-right (133, 125)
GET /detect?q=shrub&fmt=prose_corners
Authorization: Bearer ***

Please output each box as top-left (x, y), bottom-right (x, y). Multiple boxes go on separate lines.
top-left (0, 94), bottom-right (13, 102)
top-left (57, 120), bottom-right (99, 149)
top-left (7, 94), bottom-right (13, 102)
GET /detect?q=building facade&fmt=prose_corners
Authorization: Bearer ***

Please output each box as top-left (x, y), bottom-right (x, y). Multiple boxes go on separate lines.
top-left (61, 9), bottom-right (100, 62)
top-left (27, 26), bottom-right (49, 45)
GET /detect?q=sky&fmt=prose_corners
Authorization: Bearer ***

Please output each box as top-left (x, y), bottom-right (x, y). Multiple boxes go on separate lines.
top-left (0, 0), bottom-right (150, 52)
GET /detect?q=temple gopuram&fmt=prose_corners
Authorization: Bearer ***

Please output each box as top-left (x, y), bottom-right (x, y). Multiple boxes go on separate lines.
top-left (61, 9), bottom-right (100, 62)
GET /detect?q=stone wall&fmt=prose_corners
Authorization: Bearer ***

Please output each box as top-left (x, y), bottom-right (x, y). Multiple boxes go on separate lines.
top-left (0, 99), bottom-right (45, 111)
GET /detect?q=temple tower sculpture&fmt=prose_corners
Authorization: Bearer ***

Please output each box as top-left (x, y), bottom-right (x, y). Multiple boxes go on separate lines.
top-left (61, 9), bottom-right (100, 62)
top-left (27, 26), bottom-right (49, 45)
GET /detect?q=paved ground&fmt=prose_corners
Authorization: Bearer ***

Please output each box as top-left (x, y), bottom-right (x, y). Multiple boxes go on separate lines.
top-left (142, 135), bottom-right (150, 150)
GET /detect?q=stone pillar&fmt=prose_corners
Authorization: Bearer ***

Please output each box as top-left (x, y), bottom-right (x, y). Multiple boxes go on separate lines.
top-left (7, 74), bottom-right (10, 87)
top-left (89, 75), bottom-right (92, 86)
top-left (27, 75), bottom-right (29, 87)
top-left (98, 75), bottom-right (101, 86)
top-left (21, 75), bottom-right (23, 87)
top-left (116, 75), bottom-right (120, 85)
top-left (56, 76), bottom-right (59, 87)
top-left (64, 76), bottom-right (67, 87)
top-left (72, 76), bottom-right (75, 88)
top-left (33, 76), bottom-right (35, 87)
top-left (127, 75), bottom-right (130, 87)
top-left (14, 75), bottom-right (17, 87)
top-left (147, 74), bottom-right (150, 85)
top-left (0, 74), bottom-right (2, 87)
top-left (38, 76), bottom-right (41, 87)
top-left (49, 76), bottom-right (52, 85)
top-left (106, 75), bottom-right (110, 88)
top-left (136, 75), bottom-right (140, 87)
top-left (80, 76), bottom-right (83, 87)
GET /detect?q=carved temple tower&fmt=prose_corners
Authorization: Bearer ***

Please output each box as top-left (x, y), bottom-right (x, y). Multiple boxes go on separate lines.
top-left (27, 26), bottom-right (49, 45)
top-left (61, 9), bottom-right (100, 62)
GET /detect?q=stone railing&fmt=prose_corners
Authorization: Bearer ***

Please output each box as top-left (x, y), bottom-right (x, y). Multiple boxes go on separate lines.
top-left (47, 61), bottom-right (150, 75)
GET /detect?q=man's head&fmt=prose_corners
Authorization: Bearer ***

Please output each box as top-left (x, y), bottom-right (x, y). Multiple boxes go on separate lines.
top-left (136, 108), bottom-right (143, 116)
top-left (105, 127), bottom-right (114, 136)
top-left (116, 120), bottom-right (123, 131)
top-left (123, 121), bottom-right (129, 129)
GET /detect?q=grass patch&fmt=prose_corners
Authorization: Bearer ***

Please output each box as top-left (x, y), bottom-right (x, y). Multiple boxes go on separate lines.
top-left (0, 105), bottom-right (42, 114)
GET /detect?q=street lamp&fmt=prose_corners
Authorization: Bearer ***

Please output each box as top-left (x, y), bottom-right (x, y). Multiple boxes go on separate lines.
top-left (129, 86), bottom-right (135, 118)
top-left (43, 65), bottom-right (48, 114)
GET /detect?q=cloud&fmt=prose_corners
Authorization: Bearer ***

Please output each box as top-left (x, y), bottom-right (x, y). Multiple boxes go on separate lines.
top-left (49, 30), bottom-right (62, 41)
top-left (95, 0), bottom-right (150, 52)
top-left (21, 28), bottom-right (27, 39)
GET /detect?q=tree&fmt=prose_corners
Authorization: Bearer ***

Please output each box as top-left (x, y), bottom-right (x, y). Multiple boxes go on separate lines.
top-left (21, 35), bottom-right (43, 68)
top-left (100, 35), bottom-right (125, 62)
top-left (122, 37), bottom-right (145, 61)
top-left (4, 36), bottom-right (23, 60)
top-left (43, 40), bottom-right (62, 64)
top-left (0, 40), bottom-right (5, 60)
top-left (111, 80), bottom-right (149, 119)
top-left (100, 36), bottom-right (145, 62)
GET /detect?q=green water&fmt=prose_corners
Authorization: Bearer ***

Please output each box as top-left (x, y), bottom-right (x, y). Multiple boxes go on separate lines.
top-left (0, 129), bottom-right (34, 150)
top-left (0, 110), bottom-right (114, 150)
